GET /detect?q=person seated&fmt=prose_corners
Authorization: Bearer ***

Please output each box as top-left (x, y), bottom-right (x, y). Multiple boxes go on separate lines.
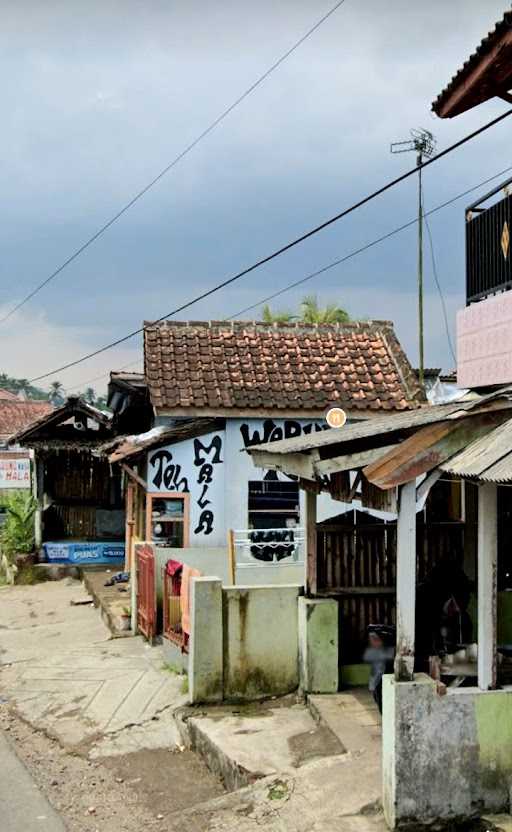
top-left (363, 625), bottom-right (395, 712)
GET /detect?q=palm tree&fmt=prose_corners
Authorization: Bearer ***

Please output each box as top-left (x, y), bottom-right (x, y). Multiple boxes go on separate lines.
top-left (262, 304), bottom-right (295, 324)
top-left (300, 295), bottom-right (350, 324)
top-left (261, 295), bottom-right (350, 325)
top-left (48, 380), bottom-right (65, 405)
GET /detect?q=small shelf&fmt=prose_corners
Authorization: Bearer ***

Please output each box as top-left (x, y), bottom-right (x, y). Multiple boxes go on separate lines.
top-left (152, 515), bottom-right (185, 522)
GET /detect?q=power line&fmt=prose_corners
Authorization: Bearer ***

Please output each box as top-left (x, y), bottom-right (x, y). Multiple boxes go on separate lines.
top-left (229, 165), bottom-right (512, 321)
top-left (423, 205), bottom-right (457, 365)
top-left (0, 0), bottom-right (347, 326)
top-left (60, 163), bottom-right (512, 393)
top-left (29, 109), bottom-right (512, 384)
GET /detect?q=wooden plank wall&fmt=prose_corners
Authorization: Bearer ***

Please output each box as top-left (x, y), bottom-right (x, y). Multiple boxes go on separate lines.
top-left (41, 449), bottom-right (122, 540)
top-left (317, 517), bottom-right (465, 664)
top-left (44, 451), bottom-right (113, 504)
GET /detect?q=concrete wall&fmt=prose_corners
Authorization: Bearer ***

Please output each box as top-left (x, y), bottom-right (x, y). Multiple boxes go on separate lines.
top-left (154, 545), bottom-right (304, 589)
top-left (189, 579), bottom-right (302, 702)
top-left (223, 585), bottom-right (301, 700)
top-left (298, 597), bottom-right (338, 693)
top-left (383, 674), bottom-right (512, 828)
top-left (154, 545), bottom-right (230, 587)
top-left (189, 578), bottom-right (223, 703)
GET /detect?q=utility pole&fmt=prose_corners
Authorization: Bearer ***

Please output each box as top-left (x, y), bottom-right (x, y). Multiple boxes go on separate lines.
top-left (391, 129), bottom-right (436, 388)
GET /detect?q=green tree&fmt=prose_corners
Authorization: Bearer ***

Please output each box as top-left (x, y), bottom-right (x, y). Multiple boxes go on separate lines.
top-left (262, 295), bottom-right (350, 325)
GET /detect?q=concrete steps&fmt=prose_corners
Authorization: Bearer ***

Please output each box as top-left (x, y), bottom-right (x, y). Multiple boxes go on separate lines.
top-left (177, 697), bottom-right (345, 792)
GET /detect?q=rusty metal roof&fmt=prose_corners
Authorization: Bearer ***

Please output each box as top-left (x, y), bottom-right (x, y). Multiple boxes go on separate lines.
top-left (247, 399), bottom-right (481, 456)
top-left (248, 387), bottom-right (512, 490)
top-left (440, 416), bottom-right (512, 481)
top-left (106, 418), bottom-right (225, 463)
top-left (433, 8), bottom-right (512, 118)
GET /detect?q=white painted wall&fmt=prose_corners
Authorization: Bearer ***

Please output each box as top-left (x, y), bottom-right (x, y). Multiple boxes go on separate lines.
top-left (147, 429), bottom-right (226, 547)
top-left (146, 416), bottom-right (376, 551)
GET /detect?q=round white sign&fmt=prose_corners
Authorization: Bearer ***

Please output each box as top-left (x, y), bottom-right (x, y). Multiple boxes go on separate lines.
top-left (325, 407), bottom-right (347, 429)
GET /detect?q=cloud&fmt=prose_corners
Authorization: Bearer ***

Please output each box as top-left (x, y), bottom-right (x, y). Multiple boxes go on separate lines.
top-left (0, 305), bottom-right (141, 394)
top-left (0, 0), bottom-right (508, 382)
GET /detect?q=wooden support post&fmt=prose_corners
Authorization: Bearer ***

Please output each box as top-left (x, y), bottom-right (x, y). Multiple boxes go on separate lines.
top-left (33, 455), bottom-right (44, 550)
top-left (125, 482), bottom-right (134, 573)
top-left (121, 463), bottom-right (148, 491)
top-left (394, 480), bottom-right (417, 682)
top-left (478, 483), bottom-right (498, 691)
top-left (227, 529), bottom-right (236, 585)
top-left (306, 490), bottom-right (317, 595)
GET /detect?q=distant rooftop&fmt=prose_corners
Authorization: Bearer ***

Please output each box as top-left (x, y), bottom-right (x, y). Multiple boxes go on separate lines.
top-left (0, 399), bottom-right (53, 442)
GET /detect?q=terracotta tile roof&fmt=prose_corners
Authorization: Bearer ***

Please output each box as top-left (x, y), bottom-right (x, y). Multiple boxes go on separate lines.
top-left (0, 389), bottom-right (20, 401)
top-left (432, 9), bottom-right (512, 118)
top-left (0, 400), bottom-right (53, 440)
top-left (144, 320), bottom-right (423, 415)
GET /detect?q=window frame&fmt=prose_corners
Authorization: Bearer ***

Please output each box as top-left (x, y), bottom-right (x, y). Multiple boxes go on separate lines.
top-left (146, 492), bottom-right (190, 548)
top-left (247, 479), bottom-right (300, 529)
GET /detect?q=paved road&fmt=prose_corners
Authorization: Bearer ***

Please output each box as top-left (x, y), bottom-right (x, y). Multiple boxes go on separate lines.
top-left (0, 580), bottom-right (185, 757)
top-left (0, 730), bottom-right (66, 831)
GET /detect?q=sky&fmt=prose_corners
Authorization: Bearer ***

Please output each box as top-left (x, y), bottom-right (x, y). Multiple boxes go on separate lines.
top-left (1, 0), bottom-right (511, 394)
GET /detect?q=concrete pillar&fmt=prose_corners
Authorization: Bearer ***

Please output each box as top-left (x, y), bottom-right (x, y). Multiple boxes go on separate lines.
top-left (298, 597), bottom-right (338, 693)
top-left (382, 673), bottom-right (437, 829)
top-left (189, 577), bottom-right (223, 703)
top-left (306, 490), bottom-right (317, 595)
top-left (395, 480), bottom-right (416, 682)
top-left (478, 483), bottom-right (498, 691)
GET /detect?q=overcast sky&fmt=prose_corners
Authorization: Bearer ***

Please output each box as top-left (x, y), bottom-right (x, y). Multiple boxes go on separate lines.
top-left (1, 0), bottom-right (510, 393)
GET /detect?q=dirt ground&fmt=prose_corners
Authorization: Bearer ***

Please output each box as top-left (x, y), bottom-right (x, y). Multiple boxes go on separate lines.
top-left (0, 703), bottom-right (224, 831)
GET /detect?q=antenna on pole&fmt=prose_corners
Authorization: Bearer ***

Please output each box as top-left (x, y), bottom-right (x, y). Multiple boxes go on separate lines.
top-left (391, 128), bottom-right (436, 388)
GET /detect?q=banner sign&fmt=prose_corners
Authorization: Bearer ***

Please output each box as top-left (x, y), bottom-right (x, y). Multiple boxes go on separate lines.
top-left (0, 453), bottom-right (31, 489)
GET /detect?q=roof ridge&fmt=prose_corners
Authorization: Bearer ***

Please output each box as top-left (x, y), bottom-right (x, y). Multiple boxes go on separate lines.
top-left (144, 319), bottom-right (396, 331)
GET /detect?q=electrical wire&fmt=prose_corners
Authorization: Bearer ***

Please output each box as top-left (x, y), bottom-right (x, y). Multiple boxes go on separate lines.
top-left (28, 111), bottom-right (512, 383)
top-left (0, 0), bottom-right (348, 326)
top-left (422, 198), bottom-right (457, 366)
top-left (66, 163), bottom-right (512, 393)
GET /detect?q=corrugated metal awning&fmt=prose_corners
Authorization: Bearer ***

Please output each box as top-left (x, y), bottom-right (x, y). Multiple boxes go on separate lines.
top-left (248, 388), bottom-right (512, 491)
top-left (247, 396), bottom-right (496, 456)
top-left (441, 417), bottom-right (512, 482)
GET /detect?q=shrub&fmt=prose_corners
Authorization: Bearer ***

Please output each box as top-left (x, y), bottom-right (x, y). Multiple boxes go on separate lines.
top-left (0, 491), bottom-right (37, 565)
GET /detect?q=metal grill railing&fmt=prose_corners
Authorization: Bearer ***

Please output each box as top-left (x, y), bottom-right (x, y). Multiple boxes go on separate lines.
top-left (466, 186), bottom-right (512, 304)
